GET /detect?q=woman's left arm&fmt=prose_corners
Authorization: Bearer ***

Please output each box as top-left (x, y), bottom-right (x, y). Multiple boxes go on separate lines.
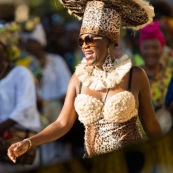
top-left (136, 67), bottom-right (162, 138)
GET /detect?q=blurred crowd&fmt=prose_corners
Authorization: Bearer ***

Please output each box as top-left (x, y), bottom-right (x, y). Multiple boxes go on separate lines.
top-left (0, 0), bottom-right (173, 172)
top-left (0, 11), bottom-right (84, 173)
top-left (116, 0), bottom-right (173, 135)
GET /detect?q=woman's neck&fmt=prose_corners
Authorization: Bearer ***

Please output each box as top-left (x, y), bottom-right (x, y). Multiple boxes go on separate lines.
top-left (34, 52), bottom-right (47, 68)
top-left (143, 63), bottom-right (161, 79)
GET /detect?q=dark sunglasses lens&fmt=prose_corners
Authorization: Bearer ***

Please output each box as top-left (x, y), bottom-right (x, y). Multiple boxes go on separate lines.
top-left (85, 36), bottom-right (94, 45)
top-left (78, 36), bottom-right (95, 47)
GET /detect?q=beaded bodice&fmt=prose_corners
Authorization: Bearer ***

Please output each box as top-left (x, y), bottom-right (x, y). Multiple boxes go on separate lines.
top-left (75, 91), bottom-right (137, 125)
top-left (74, 55), bottom-right (143, 157)
top-left (74, 91), bottom-right (142, 157)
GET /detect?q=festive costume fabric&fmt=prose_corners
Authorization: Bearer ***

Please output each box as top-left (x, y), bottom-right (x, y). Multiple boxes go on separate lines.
top-left (149, 65), bottom-right (172, 111)
top-left (60, 0), bottom-right (154, 157)
top-left (60, 0), bottom-right (154, 44)
top-left (75, 55), bottom-right (143, 157)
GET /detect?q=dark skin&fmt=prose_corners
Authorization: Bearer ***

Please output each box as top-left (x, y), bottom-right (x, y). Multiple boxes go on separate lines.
top-left (25, 39), bottom-right (47, 68)
top-left (140, 38), bottom-right (163, 78)
top-left (0, 44), bottom-right (17, 135)
top-left (8, 34), bottom-right (162, 163)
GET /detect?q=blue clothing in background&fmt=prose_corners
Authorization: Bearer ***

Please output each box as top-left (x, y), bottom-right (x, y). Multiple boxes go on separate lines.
top-left (165, 76), bottom-right (173, 106)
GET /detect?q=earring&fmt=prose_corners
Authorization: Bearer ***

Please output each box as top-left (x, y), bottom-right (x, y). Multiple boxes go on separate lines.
top-left (102, 48), bottom-right (114, 74)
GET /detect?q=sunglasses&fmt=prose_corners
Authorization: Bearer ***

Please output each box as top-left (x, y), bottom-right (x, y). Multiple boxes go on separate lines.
top-left (78, 35), bottom-right (103, 47)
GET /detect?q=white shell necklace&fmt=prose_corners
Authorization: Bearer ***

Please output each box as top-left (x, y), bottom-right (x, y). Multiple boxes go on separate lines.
top-left (75, 54), bottom-right (132, 91)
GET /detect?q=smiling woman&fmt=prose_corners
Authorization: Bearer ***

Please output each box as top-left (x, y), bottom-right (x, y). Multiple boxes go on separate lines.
top-left (7, 0), bottom-right (162, 164)
top-left (139, 20), bottom-right (173, 133)
top-left (79, 34), bottom-right (113, 66)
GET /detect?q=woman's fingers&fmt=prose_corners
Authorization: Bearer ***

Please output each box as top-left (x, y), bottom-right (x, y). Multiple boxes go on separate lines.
top-left (7, 143), bottom-right (18, 163)
top-left (7, 151), bottom-right (16, 163)
top-left (7, 141), bottom-right (29, 163)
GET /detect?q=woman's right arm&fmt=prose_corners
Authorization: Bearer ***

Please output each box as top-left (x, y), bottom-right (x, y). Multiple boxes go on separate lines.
top-left (8, 74), bottom-right (79, 162)
top-left (30, 73), bottom-right (79, 146)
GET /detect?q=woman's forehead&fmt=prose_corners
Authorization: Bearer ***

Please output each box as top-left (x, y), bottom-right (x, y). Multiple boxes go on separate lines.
top-left (80, 33), bottom-right (97, 37)
top-left (80, 34), bottom-right (107, 40)
top-left (141, 38), bottom-right (162, 45)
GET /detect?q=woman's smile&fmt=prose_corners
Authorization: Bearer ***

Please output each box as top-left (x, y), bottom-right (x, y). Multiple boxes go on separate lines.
top-left (84, 50), bottom-right (94, 61)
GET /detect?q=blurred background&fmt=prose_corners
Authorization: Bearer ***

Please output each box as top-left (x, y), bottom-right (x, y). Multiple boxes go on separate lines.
top-left (0, 0), bottom-right (172, 22)
top-left (0, 0), bottom-right (76, 22)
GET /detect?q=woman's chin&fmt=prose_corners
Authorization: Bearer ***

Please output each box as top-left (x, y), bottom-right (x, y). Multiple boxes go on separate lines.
top-left (87, 61), bottom-right (95, 66)
top-left (85, 57), bottom-right (95, 66)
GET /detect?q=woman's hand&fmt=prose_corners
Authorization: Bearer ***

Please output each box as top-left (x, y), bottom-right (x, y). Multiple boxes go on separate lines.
top-left (7, 140), bottom-right (30, 163)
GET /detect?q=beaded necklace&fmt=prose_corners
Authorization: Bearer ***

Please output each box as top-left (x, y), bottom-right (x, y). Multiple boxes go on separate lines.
top-left (75, 54), bottom-right (132, 91)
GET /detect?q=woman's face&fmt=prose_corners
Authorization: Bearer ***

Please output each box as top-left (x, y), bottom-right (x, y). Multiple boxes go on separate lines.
top-left (140, 38), bottom-right (163, 68)
top-left (25, 39), bottom-right (43, 57)
top-left (79, 34), bottom-right (109, 66)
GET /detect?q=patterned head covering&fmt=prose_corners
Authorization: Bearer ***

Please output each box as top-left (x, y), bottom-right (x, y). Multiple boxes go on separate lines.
top-left (60, 0), bottom-right (154, 45)
top-left (139, 20), bottom-right (165, 48)
top-left (20, 17), bottom-right (47, 47)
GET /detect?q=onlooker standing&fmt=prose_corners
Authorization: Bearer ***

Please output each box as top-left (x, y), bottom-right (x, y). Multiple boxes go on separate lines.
top-left (0, 39), bottom-right (41, 172)
top-left (139, 20), bottom-right (173, 134)
top-left (21, 20), bottom-right (72, 165)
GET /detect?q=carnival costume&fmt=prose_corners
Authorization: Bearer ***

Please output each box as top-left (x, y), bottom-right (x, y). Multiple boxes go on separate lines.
top-left (60, 0), bottom-right (154, 157)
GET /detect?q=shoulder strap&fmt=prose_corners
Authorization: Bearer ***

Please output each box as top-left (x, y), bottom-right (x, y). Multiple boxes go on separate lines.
top-left (79, 82), bottom-right (82, 94)
top-left (78, 82), bottom-right (109, 104)
top-left (128, 67), bottom-right (133, 91)
top-left (103, 88), bottom-right (110, 104)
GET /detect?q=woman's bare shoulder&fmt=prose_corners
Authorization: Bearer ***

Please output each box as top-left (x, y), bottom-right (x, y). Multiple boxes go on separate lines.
top-left (68, 73), bottom-right (81, 93)
top-left (71, 73), bottom-right (80, 84)
top-left (70, 73), bottom-right (80, 82)
top-left (132, 66), bottom-right (147, 79)
top-left (132, 66), bottom-right (149, 90)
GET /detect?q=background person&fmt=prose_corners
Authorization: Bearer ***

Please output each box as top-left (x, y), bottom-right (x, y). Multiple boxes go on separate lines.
top-left (139, 20), bottom-right (173, 133)
top-left (21, 19), bottom-right (72, 165)
top-left (0, 39), bottom-right (41, 173)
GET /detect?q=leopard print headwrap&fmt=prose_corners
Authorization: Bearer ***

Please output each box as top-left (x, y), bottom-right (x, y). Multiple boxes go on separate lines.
top-left (80, 1), bottom-right (121, 45)
top-left (60, 0), bottom-right (154, 44)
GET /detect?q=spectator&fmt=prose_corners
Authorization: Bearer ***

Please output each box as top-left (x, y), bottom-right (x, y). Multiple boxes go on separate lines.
top-left (139, 20), bottom-right (173, 134)
top-left (21, 19), bottom-right (72, 165)
top-left (0, 39), bottom-right (41, 172)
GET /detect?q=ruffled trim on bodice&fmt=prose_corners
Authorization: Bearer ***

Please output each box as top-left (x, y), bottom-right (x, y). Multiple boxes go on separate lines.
top-left (75, 54), bottom-right (132, 90)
